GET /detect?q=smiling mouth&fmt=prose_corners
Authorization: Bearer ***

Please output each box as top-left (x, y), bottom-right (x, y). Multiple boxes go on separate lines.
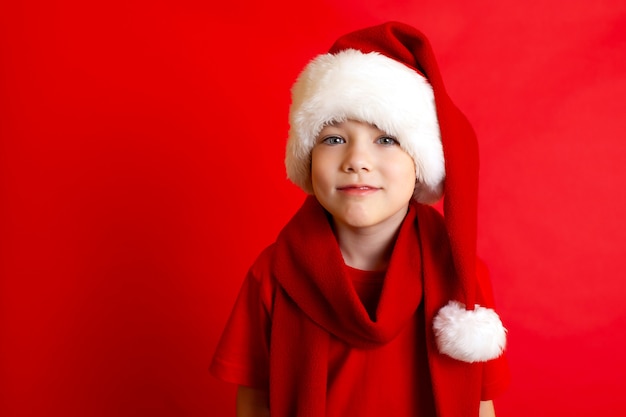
top-left (337, 185), bottom-right (380, 192)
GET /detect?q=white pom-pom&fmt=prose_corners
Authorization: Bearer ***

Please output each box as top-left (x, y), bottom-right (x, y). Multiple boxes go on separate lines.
top-left (433, 300), bottom-right (507, 363)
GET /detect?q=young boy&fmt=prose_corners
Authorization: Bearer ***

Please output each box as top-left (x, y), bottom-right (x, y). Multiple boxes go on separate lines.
top-left (210, 21), bottom-right (510, 417)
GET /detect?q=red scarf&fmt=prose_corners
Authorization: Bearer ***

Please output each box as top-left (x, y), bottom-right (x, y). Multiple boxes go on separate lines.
top-left (269, 196), bottom-right (483, 417)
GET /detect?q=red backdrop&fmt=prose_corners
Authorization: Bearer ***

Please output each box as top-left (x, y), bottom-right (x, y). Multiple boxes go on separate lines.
top-left (2, 1), bottom-right (626, 416)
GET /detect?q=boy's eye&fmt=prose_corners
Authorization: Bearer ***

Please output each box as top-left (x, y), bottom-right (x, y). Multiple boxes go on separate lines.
top-left (377, 136), bottom-right (398, 145)
top-left (322, 135), bottom-right (345, 145)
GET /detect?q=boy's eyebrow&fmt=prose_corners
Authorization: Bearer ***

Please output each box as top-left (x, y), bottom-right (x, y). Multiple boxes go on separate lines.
top-left (322, 120), bottom-right (341, 128)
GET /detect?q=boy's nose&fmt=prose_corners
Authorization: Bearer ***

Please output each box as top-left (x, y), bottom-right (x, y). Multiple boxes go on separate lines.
top-left (342, 143), bottom-right (372, 173)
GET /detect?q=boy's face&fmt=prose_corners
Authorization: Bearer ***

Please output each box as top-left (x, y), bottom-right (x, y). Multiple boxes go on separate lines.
top-left (311, 119), bottom-right (416, 231)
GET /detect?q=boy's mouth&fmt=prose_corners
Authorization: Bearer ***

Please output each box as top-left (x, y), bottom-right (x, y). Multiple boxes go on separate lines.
top-left (337, 184), bottom-right (380, 193)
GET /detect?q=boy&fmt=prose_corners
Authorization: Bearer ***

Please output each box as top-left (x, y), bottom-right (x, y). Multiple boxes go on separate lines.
top-left (210, 21), bottom-right (509, 417)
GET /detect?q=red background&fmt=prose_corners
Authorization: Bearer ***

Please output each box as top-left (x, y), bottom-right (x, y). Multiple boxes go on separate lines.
top-left (2, 1), bottom-right (626, 416)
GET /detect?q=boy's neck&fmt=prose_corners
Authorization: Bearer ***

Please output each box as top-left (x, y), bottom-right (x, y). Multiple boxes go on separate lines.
top-left (332, 214), bottom-right (406, 272)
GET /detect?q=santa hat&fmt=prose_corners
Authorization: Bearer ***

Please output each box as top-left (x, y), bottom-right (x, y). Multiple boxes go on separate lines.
top-left (285, 21), bottom-right (506, 363)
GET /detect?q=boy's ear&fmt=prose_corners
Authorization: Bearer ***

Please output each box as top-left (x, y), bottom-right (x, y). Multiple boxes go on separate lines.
top-left (412, 179), bottom-right (420, 199)
top-left (413, 178), bottom-right (418, 191)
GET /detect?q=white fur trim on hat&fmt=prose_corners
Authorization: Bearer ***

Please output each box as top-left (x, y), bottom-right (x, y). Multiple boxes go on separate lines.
top-left (285, 49), bottom-right (444, 204)
top-left (433, 300), bottom-right (507, 363)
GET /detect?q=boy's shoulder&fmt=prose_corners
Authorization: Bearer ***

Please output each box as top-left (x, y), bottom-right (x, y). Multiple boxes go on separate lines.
top-left (247, 243), bottom-right (279, 285)
top-left (242, 243), bottom-right (280, 313)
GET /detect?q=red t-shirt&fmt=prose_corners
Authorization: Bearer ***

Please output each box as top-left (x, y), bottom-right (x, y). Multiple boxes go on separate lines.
top-left (210, 248), bottom-right (509, 416)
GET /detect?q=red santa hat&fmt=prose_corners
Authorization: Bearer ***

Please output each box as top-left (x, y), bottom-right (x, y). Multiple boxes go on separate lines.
top-left (285, 21), bottom-right (506, 363)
